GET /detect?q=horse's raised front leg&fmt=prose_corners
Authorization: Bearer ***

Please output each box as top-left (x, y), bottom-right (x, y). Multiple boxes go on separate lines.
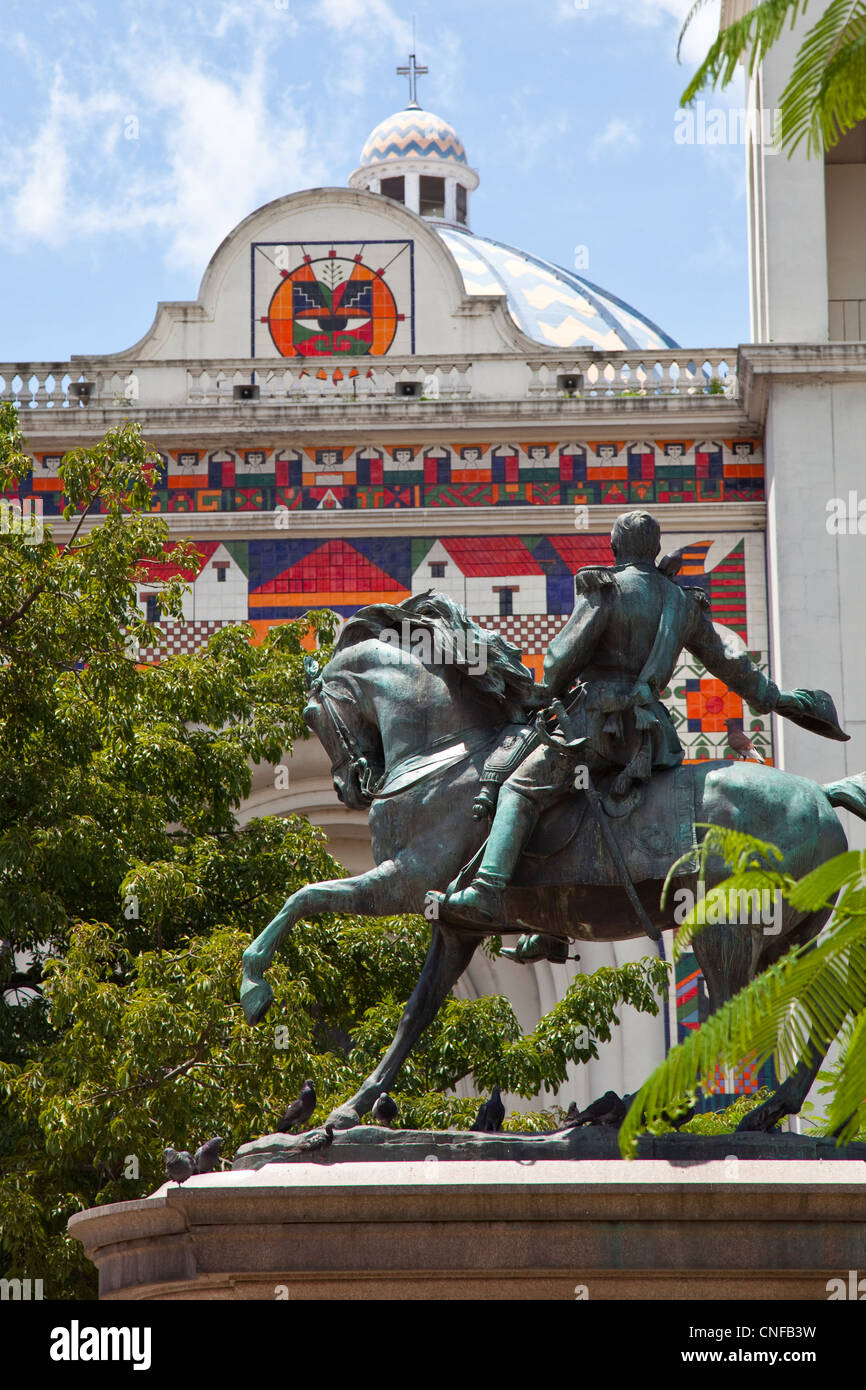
top-left (327, 923), bottom-right (478, 1129)
top-left (241, 860), bottom-right (405, 1025)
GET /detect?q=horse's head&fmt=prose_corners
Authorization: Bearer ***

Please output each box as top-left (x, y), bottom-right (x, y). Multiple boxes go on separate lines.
top-left (303, 658), bottom-right (384, 811)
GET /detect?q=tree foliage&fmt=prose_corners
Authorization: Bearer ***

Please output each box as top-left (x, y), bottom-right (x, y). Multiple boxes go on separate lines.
top-left (620, 824), bottom-right (866, 1157)
top-left (679, 0), bottom-right (866, 155)
top-left (0, 407), bottom-right (667, 1298)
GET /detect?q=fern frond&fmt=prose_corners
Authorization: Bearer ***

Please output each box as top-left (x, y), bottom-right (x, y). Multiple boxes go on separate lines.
top-left (620, 911), bottom-right (866, 1157)
top-left (786, 848), bottom-right (866, 911)
top-left (778, 0), bottom-right (866, 152)
top-left (677, 0), bottom-right (717, 62)
top-left (681, 0), bottom-right (810, 105)
top-left (824, 1007), bottom-right (866, 1140)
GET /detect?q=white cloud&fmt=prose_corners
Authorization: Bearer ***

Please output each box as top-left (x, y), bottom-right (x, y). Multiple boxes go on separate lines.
top-left (590, 116), bottom-right (640, 160)
top-left (0, 23), bottom-right (329, 273)
top-left (316, 0), bottom-right (410, 42)
top-left (4, 74), bottom-right (125, 245)
top-left (138, 56), bottom-right (327, 270)
top-left (556, 0), bottom-right (722, 67)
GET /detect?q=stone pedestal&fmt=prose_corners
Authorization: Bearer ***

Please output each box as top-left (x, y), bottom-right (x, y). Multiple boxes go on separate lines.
top-left (69, 1156), bottom-right (866, 1300)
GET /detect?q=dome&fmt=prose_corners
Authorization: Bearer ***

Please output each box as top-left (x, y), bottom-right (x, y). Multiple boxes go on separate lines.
top-left (438, 227), bottom-right (679, 352)
top-left (360, 105), bottom-right (468, 168)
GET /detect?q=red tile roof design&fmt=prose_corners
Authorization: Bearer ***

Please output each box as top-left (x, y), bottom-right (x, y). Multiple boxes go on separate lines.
top-left (548, 535), bottom-right (615, 571)
top-left (251, 540), bottom-right (405, 594)
top-left (440, 537), bottom-right (543, 577)
top-left (138, 542), bottom-right (221, 583)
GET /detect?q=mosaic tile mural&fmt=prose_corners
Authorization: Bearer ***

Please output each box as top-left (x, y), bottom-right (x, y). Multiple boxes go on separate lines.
top-left (133, 529), bottom-right (773, 762)
top-left (16, 438), bottom-right (764, 516)
top-left (251, 241), bottom-right (415, 358)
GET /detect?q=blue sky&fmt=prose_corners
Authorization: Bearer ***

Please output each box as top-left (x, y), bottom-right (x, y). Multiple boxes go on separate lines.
top-left (0, 0), bottom-right (750, 362)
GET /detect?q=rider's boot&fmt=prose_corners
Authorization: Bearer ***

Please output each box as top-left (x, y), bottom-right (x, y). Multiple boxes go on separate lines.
top-left (441, 789), bottom-right (538, 928)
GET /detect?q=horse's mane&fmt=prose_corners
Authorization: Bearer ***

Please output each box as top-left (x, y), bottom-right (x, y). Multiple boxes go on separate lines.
top-left (333, 590), bottom-right (536, 722)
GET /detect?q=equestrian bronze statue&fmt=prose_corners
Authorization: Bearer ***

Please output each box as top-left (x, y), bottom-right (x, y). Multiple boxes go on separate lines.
top-left (241, 511), bottom-right (862, 1133)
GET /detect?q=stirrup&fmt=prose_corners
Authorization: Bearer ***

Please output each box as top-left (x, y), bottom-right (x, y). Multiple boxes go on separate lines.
top-left (500, 932), bottom-right (575, 965)
top-left (434, 878), bottom-right (505, 929)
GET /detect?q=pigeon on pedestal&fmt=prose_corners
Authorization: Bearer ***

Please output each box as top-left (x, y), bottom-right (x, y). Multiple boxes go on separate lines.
top-left (276, 1079), bottom-right (316, 1133)
top-left (567, 1090), bottom-right (631, 1128)
top-left (193, 1137), bottom-right (223, 1173)
top-left (371, 1092), bottom-right (399, 1128)
top-left (471, 1084), bottom-right (505, 1133)
top-left (164, 1148), bottom-right (195, 1184)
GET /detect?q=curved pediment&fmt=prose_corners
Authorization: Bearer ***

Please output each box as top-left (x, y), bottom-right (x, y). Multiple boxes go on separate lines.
top-left (103, 187), bottom-right (535, 363)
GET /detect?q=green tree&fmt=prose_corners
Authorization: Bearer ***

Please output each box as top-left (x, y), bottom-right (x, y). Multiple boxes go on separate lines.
top-left (619, 825), bottom-right (866, 1157)
top-left (680, 0), bottom-right (866, 154)
top-left (0, 406), bottom-right (667, 1298)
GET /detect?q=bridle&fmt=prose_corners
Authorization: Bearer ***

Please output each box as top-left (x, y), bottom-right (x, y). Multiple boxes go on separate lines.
top-left (306, 660), bottom-right (493, 805)
top-left (307, 671), bottom-right (383, 803)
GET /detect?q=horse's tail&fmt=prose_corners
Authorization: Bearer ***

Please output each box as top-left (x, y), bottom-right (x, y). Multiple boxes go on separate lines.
top-left (824, 773), bottom-right (866, 822)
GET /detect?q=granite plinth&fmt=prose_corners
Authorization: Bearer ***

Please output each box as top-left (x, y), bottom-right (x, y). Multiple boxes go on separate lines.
top-left (68, 1152), bottom-right (866, 1301)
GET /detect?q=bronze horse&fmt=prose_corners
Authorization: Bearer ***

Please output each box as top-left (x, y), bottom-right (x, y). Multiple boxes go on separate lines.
top-left (241, 594), bottom-right (863, 1131)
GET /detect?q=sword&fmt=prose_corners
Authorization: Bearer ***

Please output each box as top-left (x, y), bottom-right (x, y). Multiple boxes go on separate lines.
top-left (540, 698), bottom-right (662, 945)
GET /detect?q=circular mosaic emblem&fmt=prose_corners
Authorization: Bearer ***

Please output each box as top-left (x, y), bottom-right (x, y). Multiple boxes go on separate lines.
top-left (267, 254), bottom-right (399, 357)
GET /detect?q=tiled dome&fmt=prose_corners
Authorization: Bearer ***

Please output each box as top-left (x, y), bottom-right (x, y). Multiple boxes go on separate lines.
top-left (438, 227), bottom-right (679, 352)
top-left (360, 105), bottom-right (468, 168)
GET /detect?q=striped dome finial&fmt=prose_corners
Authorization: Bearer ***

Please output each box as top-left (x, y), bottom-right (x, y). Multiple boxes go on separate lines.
top-left (359, 107), bottom-right (469, 169)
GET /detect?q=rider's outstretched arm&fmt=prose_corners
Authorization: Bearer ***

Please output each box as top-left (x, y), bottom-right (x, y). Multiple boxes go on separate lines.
top-left (685, 599), bottom-right (780, 714)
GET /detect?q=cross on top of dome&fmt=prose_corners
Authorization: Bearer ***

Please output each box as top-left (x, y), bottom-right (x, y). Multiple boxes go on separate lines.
top-left (396, 51), bottom-right (428, 110)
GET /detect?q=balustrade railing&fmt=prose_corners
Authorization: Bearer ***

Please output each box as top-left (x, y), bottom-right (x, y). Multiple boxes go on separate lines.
top-left (0, 350), bottom-right (739, 412)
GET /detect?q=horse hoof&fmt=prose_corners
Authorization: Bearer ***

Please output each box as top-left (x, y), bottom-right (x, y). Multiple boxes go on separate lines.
top-left (326, 1104), bottom-right (363, 1131)
top-left (241, 975), bottom-right (274, 1025)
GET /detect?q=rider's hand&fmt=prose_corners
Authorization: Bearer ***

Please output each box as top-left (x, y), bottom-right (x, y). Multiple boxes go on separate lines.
top-left (776, 688), bottom-right (813, 717)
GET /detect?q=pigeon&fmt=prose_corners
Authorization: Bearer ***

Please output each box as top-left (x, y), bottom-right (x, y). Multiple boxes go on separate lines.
top-left (471, 1084), bottom-right (505, 1133)
top-left (563, 1101), bottom-right (580, 1128)
top-left (725, 719), bottom-right (763, 762)
top-left (164, 1147), bottom-right (195, 1184)
top-left (371, 1092), bottom-right (398, 1128)
top-left (276, 1079), bottom-right (316, 1133)
top-left (291, 1124), bottom-right (335, 1156)
top-left (193, 1137), bottom-right (223, 1173)
top-left (567, 1090), bottom-right (630, 1128)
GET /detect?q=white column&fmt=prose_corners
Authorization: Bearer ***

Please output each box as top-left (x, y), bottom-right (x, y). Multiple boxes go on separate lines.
top-left (444, 177), bottom-right (457, 224)
top-left (405, 171), bottom-right (420, 215)
top-left (748, 14), bottom-right (829, 341)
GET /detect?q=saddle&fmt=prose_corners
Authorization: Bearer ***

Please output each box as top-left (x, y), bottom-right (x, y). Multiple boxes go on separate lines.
top-left (519, 761), bottom-right (699, 887)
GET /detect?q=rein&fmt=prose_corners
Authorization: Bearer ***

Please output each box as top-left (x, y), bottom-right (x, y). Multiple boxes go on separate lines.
top-left (313, 674), bottom-right (494, 803)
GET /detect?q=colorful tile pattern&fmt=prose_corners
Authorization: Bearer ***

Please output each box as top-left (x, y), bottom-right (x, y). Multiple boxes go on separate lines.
top-left (252, 242), bottom-right (414, 358)
top-left (674, 948), bottom-right (776, 1106)
top-left (13, 439), bottom-right (764, 516)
